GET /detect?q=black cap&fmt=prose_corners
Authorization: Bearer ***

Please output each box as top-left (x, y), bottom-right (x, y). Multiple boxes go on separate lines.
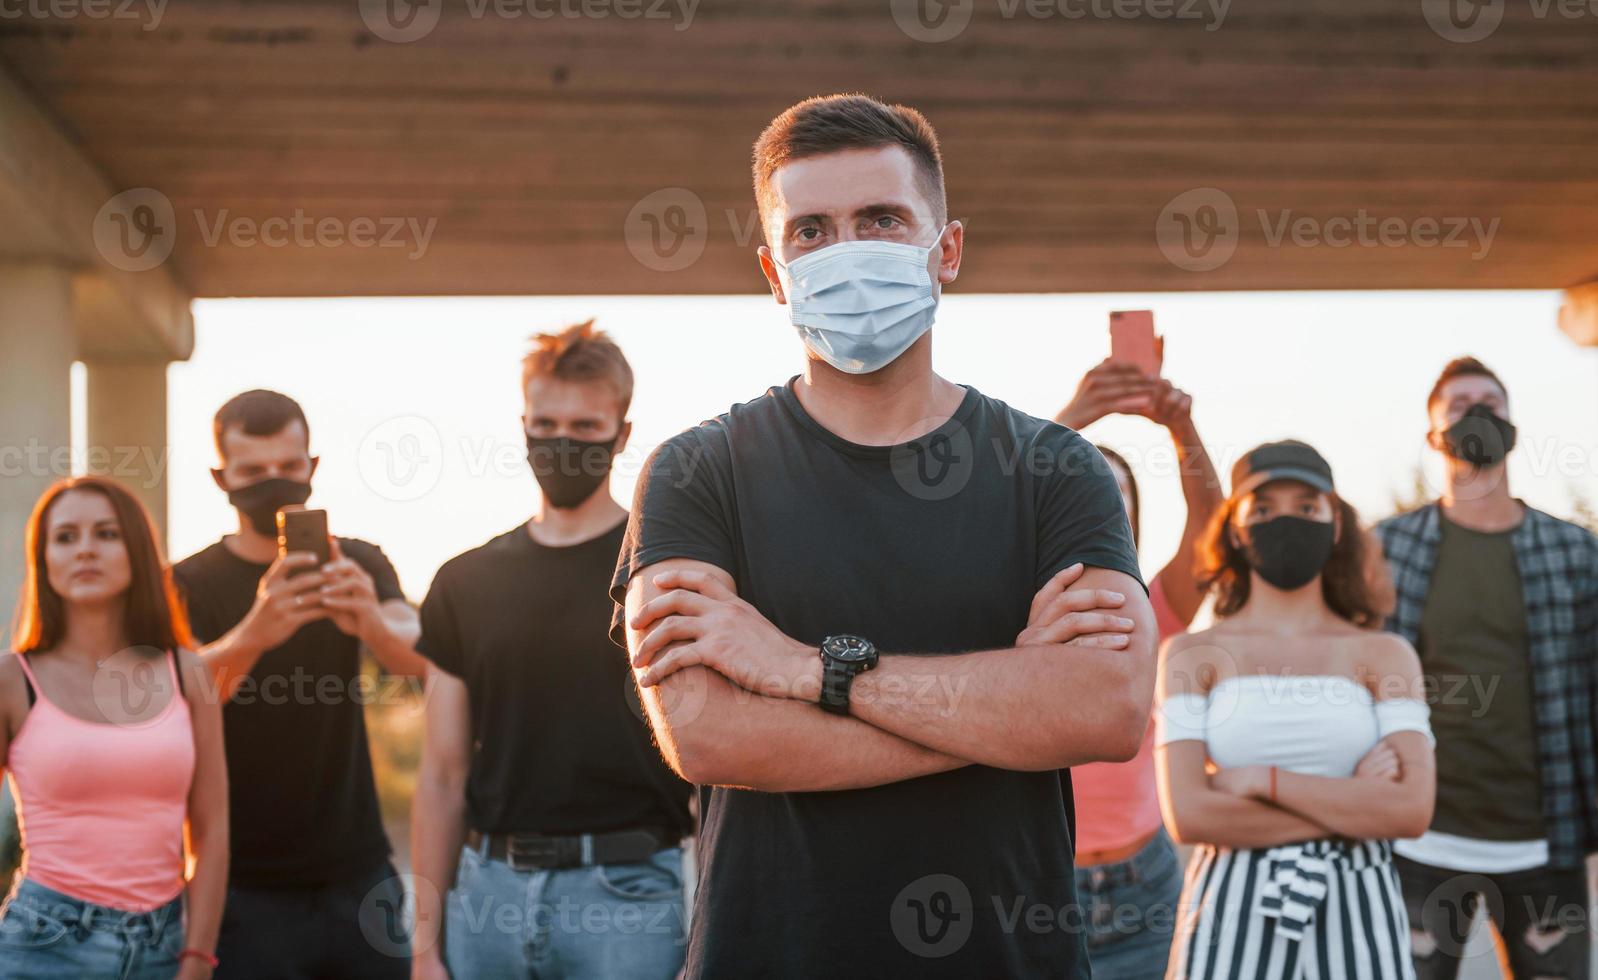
top-left (1230, 440), bottom-right (1336, 498)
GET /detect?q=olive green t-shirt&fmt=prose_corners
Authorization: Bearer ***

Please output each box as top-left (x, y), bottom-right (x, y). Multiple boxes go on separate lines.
top-left (1420, 513), bottom-right (1544, 841)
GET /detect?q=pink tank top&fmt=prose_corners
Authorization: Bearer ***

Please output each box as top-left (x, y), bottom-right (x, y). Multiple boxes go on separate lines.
top-left (7, 650), bottom-right (195, 911)
top-left (1072, 577), bottom-right (1189, 855)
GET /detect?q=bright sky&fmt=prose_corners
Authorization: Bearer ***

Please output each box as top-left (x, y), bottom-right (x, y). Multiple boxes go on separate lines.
top-left (157, 291), bottom-right (1598, 601)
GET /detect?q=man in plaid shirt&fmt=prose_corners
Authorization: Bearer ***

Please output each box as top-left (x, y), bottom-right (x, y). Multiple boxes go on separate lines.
top-left (1374, 356), bottom-right (1598, 980)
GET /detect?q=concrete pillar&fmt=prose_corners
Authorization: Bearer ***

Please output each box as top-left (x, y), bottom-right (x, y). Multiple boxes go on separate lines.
top-left (0, 263), bottom-right (76, 632)
top-left (1559, 281), bottom-right (1598, 347)
top-left (84, 359), bottom-right (170, 548)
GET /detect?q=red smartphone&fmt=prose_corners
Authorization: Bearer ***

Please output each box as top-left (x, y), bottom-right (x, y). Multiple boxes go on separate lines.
top-left (277, 508), bottom-right (331, 575)
top-left (1109, 310), bottom-right (1161, 377)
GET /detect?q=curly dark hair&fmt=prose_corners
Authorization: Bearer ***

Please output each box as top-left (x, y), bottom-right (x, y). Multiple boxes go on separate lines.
top-left (1195, 492), bottom-right (1383, 628)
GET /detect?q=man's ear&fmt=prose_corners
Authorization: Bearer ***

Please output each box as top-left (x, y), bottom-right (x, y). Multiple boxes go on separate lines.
top-left (614, 420), bottom-right (633, 455)
top-left (1425, 427), bottom-right (1447, 452)
top-left (757, 245), bottom-right (787, 304)
top-left (308, 455), bottom-right (320, 480)
top-left (209, 467), bottom-right (230, 493)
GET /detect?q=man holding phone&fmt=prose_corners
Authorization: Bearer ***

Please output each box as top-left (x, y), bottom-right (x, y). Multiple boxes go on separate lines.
top-left (172, 389), bottom-right (428, 979)
top-left (410, 322), bottom-right (692, 980)
top-left (614, 94), bottom-right (1156, 978)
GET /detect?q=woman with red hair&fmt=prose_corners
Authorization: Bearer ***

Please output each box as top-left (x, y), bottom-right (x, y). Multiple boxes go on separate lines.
top-left (0, 476), bottom-right (227, 979)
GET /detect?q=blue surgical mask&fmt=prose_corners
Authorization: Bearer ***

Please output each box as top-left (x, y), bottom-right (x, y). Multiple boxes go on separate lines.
top-left (774, 225), bottom-right (947, 374)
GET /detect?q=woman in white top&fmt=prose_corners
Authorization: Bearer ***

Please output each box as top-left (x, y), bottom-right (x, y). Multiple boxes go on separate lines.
top-left (1156, 440), bottom-right (1436, 980)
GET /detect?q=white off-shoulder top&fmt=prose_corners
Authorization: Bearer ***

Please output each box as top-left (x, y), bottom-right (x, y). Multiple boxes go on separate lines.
top-left (1156, 674), bottom-right (1434, 778)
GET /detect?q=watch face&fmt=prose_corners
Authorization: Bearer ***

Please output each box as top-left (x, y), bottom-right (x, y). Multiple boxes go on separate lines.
top-left (825, 634), bottom-right (873, 663)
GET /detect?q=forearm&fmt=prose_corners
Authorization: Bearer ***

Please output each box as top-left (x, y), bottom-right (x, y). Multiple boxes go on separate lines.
top-left (196, 628), bottom-right (265, 702)
top-left (1167, 789), bottom-right (1332, 850)
top-left (363, 607), bottom-right (428, 678)
top-left (410, 772), bottom-right (467, 959)
top-left (1170, 417), bottom-right (1223, 523)
top-left (848, 634), bottom-right (1154, 771)
top-left (182, 819), bottom-right (228, 956)
top-left (646, 667), bottom-right (968, 792)
top-left (1270, 771), bottom-right (1432, 840)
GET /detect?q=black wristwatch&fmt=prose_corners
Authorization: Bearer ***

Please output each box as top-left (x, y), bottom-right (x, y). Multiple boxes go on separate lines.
top-left (819, 634), bottom-right (878, 716)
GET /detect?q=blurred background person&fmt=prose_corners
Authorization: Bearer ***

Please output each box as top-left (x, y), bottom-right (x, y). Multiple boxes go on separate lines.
top-left (1053, 355), bottom-right (1223, 978)
top-left (172, 391), bottom-right (427, 979)
top-left (1375, 358), bottom-right (1598, 980)
top-left (1157, 442), bottom-right (1436, 979)
top-left (2, 476), bottom-right (226, 979)
top-left (410, 322), bottom-right (691, 980)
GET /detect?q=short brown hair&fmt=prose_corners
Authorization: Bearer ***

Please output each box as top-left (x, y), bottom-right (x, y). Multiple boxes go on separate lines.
top-left (1196, 493), bottom-right (1383, 628)
top-left (1427, 356), bottom-right (1508, 411)
top-left (521, 319), bottom-right (634, 419)
top-left (214, 389), bottom-right (309, 461)
top-left (12, 476), bottom-right (193, 655)
top-left (752, 93), bottom-right (947, 242)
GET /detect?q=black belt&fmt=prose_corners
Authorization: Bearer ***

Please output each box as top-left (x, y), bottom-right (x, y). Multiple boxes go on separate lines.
top-left (466, 827), bottom-right (674, 871)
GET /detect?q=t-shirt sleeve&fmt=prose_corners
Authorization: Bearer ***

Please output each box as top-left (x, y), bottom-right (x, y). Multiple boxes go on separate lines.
top-left (415, 566), bottom-right (464, 679)
top-left (346, 539), bottom-right (406, 603)
top-left (1033, 431), bottom-right (1145, 593)
top-left (609, 427), bottom-right (738, 648)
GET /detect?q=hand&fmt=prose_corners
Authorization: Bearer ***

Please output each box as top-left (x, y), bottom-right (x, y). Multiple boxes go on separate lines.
top-left (1211, 765), bottom-right (1272, 799)
top-left (1016, 563), bottom-right (1134, 649)
top-left (1354, 741), bottom-right (1402, 782)
top-left (240, 551), bottom-right (329, 652)
top-left (317, 539), bottom-right (384, 641)
top-left (630, 568), bottom-right (820, 700)
top-left (411, 952), bottom-right (451, 980)
top-left (1136, 378), bottom-right (1195, 431)
top-left (1055, 359), bottom-right (1159, 430)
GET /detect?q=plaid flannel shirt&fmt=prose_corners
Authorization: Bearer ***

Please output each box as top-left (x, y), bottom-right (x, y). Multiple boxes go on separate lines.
top-left (1374, 502), bottom-right (1598, 869)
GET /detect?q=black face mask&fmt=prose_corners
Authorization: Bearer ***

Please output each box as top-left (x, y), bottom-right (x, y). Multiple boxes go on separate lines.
top-left (526, 434), bottom-right (618, 509)
top-left (1442, 403), bottom-right (1518, 468)
top-left (1240, 516), bottom-right (1337, 592)
top-left (226, 477), bottom-right (312, 536)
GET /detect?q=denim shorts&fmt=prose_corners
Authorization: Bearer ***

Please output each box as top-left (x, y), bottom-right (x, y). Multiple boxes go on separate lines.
top-left (0, 877), bottom-right (185, 979)
top-left (1074, 827), bottom-right (1183, 980)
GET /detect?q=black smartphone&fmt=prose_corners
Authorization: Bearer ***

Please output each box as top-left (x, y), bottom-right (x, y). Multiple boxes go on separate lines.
top-left (277, 508), bottom-right (331, 575)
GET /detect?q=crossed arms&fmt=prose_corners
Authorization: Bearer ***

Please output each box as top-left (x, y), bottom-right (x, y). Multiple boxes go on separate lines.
top-left (620, 557), bottom-right (1157, 792)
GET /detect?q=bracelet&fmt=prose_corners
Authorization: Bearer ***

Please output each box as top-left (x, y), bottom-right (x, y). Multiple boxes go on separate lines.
top-left (179, 949), bottom-right (219, 969)
top-left (1269, 765), bottom-right (1278, 802)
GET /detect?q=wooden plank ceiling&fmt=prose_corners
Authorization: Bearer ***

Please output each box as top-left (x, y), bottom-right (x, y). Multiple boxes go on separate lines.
top-left (2, 0), bottom-right (1596, 296)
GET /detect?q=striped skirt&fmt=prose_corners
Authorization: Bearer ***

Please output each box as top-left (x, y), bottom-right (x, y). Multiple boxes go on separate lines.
top-left (1166, 838), bottom-right (1415, 980)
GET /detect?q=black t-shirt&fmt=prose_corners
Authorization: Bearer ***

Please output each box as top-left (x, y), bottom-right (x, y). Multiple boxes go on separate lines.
top-left (417, 520), bottom-right (692, 837)
top-left (610, 378), bottom-right (1142, 979)
top-left (173, 537), bottom-right (403, 887)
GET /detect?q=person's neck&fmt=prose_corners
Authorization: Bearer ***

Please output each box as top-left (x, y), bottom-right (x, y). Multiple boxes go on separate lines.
top-left (53, 599), bottom-right (131, 664)
top-left (793, 338), bottom-right (965, 446)
top-left (222, 520), bottom-right (280, 564)
top-left (1228, 576), bottom-right (1341, 635)
top-left (528, 485), bottom-right (626, 547)
top-left (1440, 461), bottom-right (1523, 532)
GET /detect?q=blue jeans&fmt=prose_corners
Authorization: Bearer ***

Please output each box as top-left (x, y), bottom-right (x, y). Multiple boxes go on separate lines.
top-left (1074, 828), bottom-right (1183, 980)
top-left (443, 841), bottom-right (687, 980)
top-left (0, 877), bottom-right (185, 979)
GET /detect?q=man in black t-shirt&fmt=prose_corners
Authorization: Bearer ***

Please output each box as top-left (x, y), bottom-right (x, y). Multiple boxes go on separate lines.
top-left (612, 96), bottom-right (1157, 979)
top-left (410, 322), bottom-right (693, 980)
top-left (173, 389), bottom-right (428, 980)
